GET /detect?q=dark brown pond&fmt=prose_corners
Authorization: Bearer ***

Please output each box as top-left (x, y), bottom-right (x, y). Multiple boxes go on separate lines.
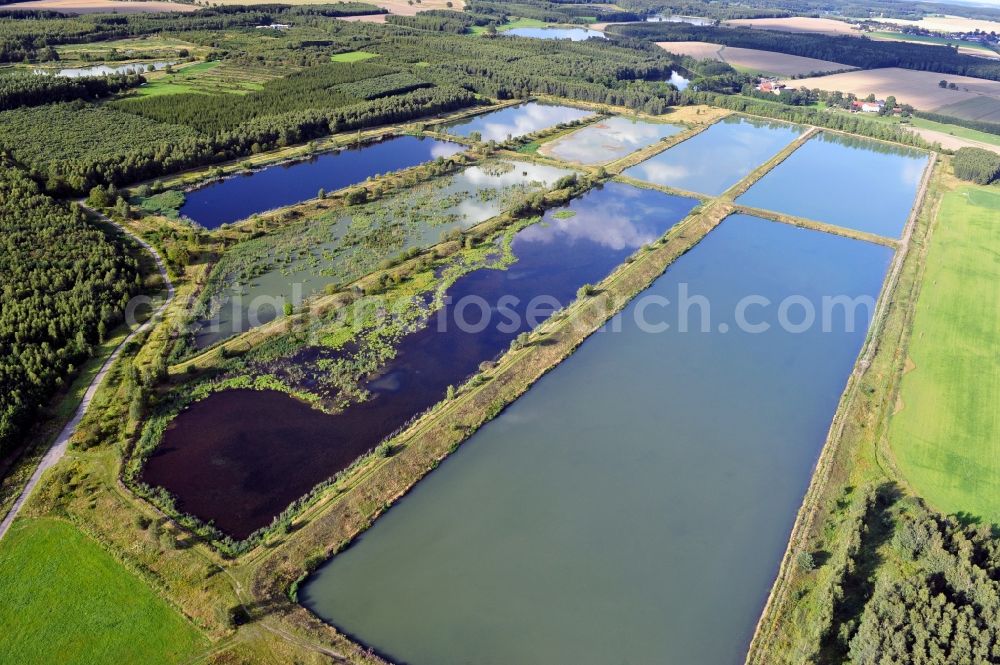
top-left (142, 183), bottom-right (699, 539)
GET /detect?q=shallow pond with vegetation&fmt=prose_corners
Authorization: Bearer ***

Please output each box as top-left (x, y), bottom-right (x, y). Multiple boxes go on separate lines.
top-left (737, 132), bottom-right (930, 237)
top-left (143, 182), bottom-right (698, 538)
top-left (439, 101), bottom-right (594, 142)
top-left (622, 115), bottom-right (804, 195)
top-left (300, 215), bottom-right (893, 665)
top-left (541, 115), bottom-right (683, 164)
top-left (186, 160), bottom-right (573, 350)
top-left (178, 135), bottom-right (463, 228)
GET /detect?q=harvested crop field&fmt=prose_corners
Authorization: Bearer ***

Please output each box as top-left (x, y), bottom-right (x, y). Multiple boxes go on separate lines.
top-left (904, 125), bottom-right (1000, 154)
top-left (2, 0), bottom-right (195, 11)
top-left (656, 41), bottom-right (852, 76)
top-left (203, 0), bottom-right (458, 11)
top-left (724, 17), bottom-right (860, 35)
top-left (787, 67), bottom-right (1000, 118)
top-left (877, 14), bottom-right (1000, 36)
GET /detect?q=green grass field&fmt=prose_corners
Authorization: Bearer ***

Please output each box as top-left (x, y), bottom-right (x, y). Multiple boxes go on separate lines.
top-left (331, 50), bottom-right (379, 62)
top-left (127, 60), bottom-right (280, 98)
top-left (890, 183), bottom-right (1000, 524)
top-left (0, 518), bottom-right (206, 665)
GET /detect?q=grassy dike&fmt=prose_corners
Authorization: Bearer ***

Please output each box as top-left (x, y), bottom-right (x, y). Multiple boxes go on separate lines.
top-left (745, 154), bottom-right (941, 664)
top-left (243, 197), bottom-right (736, 658)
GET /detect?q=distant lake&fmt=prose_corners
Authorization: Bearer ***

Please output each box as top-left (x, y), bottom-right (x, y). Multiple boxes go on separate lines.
top-left (623, 115), bottom-right (804, 195)
top-left (737, 132), bottom-right (930, 238)
top-left (506, 27), bottom-right (607, 40)
top-left (301, 215), bottom-right (893, 665)
top-left (440, 101), bottom-right (594, 142)
top-left (541, 116), bottom-right (683, 164)
top-left (33, 61), bottom-right (174, 77)
top-left (178, 136), bottom-right (463, 228)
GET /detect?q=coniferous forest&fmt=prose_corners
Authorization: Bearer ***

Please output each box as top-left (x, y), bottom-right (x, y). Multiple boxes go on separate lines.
top-left (0, 163), bottom-right (139, 454)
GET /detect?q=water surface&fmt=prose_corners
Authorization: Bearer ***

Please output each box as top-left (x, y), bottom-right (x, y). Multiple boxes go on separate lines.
top-left (440, 102), bottom-right (594, 142)
top-left (648, 14), bottom-right (714, 25)
top-left (191, 161), bottom-right (572, 349)
top-left (301, 215), bottom-right (893, 665)
top-left (737, 132), bottom-right (929, 237)
top-left (144, 183), bottom-right (698, 538)
top-left (623, 115), bottom-right (804, 195)
top-left (179, 136), bottom-right (463, 228)
top-left (542, 116), bottom-right (683, 164)
top-left (33, 61), bottom-right (174, 77)
top-left (506, 27), bottom-right (606, 40)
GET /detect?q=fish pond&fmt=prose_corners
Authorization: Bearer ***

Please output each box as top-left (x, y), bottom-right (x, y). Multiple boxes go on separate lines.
top-left (188, 160), bottom-right (573, 350)
top-left (737, 132), bottom-right (930, 238)
top-left (143, 183), bottom-right (699, 538)
top-left (33, 61), bottom-right (175, 77)
top-left (177, 135), bottom-right (463, 228)
top-left (506, 27), bottom-right (607, 40)
top-left (540, 116), bottom-right (683, 164)
top-left (440, 102), bottom-right (594, 142)
top-left (623, 115), bottom-right (804, 195)
top-left (300, 215), bottom-right (894, 665)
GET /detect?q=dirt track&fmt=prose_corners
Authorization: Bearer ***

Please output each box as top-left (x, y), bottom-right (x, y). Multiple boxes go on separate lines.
top-left (0, 206), bottom-right (175, 542)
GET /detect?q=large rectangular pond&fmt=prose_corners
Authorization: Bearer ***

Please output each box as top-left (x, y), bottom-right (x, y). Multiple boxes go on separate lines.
top-left (737, 132), bottom-right (930, 238)
top-left (540, 115), bottom-right (683, 164)
top-left (188, 160), bottom-right (573, 350)
top-left (440, 101), bottom-right (594, 142)
top-left (622, 115), bottom-right (804, 195)
top-left (300, 215), bottom-right (893, 665)
top-left (178, 135), bottom-right (464, 229)
top-left (144, 182), bottom-right (699, 538)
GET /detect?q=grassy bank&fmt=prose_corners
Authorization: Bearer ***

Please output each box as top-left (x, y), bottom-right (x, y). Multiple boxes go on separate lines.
top-left (888, 183), bottom-right (1000, 523)
top-left (745, 156), bottom-right (942, 664)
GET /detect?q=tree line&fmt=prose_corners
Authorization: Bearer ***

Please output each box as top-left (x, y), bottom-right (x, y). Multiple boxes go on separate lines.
top-left (0, 70), bottom-right (143, 110)
top-left (608, 22), bottom-right (1000, 82)
top-left (953, 147), bottom-right (1000, 184)
top-left (682, 90), bottom-right (930, 147)
top-left (810, 485), bottom-right (1000, 664)
top-left (616, 0), bottom-right (1000, 22)
top-left (0, 4), bottom-right (384, 63)
top-left (0, 160), bottom-right (140, 455)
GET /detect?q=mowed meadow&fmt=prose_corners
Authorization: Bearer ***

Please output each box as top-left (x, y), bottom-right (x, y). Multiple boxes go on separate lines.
top-left (0, 519), bottom-right (206, 665)
top-left (890, 183), bottom-right (1000, 522)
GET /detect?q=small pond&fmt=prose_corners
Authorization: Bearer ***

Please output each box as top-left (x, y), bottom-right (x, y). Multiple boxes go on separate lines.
top-left (540, 116), bottom-right (683, 164)
top-left (33, 61), bottom-right (174, 77)
top-left (506, 27), bottom-right (607, 40)
top-left (178, 136), bottom-right (464, 229)
top-left (736, 132), bottom-right (930, 238)
top-left (623, 115), bottom-right (804, 195)
top-left (440, 101), bottom-right (594, 143)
